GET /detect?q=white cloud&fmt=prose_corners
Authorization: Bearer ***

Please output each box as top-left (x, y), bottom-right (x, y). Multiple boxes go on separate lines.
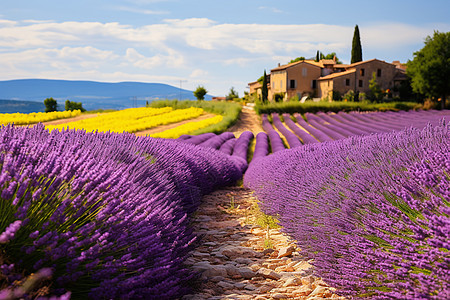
top-left (0, 17), bottom-right (448, 95)
top-left (0, 20), bottom-right (17, 27)
top-left (190, 69), bottom-right (208, 78)
top-left (163, 18), bottom-right (216, 28)
top-left (125, 48), bottom-right (184, 69)
top-left (362, 22), bottom-right (450, 49)
top-left (22, 20), bottom-right (54, 24)
top-left (0, 47), bottom-right (118, 73)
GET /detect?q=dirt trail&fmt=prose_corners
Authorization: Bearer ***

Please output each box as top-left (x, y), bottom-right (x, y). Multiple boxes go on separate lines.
top-left (183, 108), bottom-right (343, 300)
top-left (228, 107), bottom-right (264, 137)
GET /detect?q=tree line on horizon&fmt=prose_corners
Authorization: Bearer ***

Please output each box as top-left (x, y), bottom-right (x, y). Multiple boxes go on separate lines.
top-left (44, 98), bottom-right (86, 113)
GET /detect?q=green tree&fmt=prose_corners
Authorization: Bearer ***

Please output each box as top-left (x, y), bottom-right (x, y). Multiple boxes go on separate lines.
top-left (44, 97), bottom-right (57, 112)
top-left (322, 52), bottom-right (343, 64)
top-left (193, 85), bottom-right (208, 100)
top-left (226, 87), bottom-right (239, 100)
top-left (262, 70), bottom-right (268, 104)
top-left (368, 72), bottom-right (384, 102)
top-left (65, 100), bottom-right (86, 112)
top-left (288, 57), bottom-right (305, 64)
top-left (351, 25), bottom-right (363, 63)
top-left (315, 50), bottom-right (320, 62)
top-left (407, 31), bottom-right (450, 109)
top-left (257, 75), bottom-right (265, 84)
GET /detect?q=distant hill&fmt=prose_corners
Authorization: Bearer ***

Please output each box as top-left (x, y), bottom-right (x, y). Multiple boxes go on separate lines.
top-left (0, 99), bottom-right (46, 114)
top-left (0, 79), bottom-right (212, 113)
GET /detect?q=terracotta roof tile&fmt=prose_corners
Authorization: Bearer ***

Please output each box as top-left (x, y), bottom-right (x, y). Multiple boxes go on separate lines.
top-left (320, 59), bottom-right (335, 65)
top-left (271, 60), bottom-right (321, 71)
top-left (318, 69), bottom-right (356, 80)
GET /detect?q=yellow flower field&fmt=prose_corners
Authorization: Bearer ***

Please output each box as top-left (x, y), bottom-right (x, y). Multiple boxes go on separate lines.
top-left (150, 115), bottom-right (223, 139)
top-left (45, 107), bottom-right (206, 133)
top-left (0, 110), bottom-right (82, 126)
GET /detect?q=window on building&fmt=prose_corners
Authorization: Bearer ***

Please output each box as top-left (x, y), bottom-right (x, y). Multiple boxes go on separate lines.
top-left (345, 79), bottom-right (350, 86)
top-left (377, 69), bottom-right (382, 77)
top-left (302, 68), bottom-right (307, 77)
top-left (290, 79), bottom-right (296, 89)
top-left (312, 80), bottom-right (317, 89)
top-left (360, 68), bottom-right (365, 76)
top-left (359, 80), bottom-right (363, 87)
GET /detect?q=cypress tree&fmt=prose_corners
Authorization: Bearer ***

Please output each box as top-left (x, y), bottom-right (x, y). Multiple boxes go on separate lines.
top-left (351, 25), bottom-right (363, 63)
top-left (315, 50), bottom-right (320, 62)
top-left (262, 70), bottom-right (268, 103)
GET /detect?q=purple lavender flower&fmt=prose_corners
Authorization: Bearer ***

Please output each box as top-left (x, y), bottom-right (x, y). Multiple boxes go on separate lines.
top-left (0, 220), bottom-right (22, 243)
top-left (0, 123), bottom-right (246, 299)
top-left (244, 120), bottom-right (449, 299)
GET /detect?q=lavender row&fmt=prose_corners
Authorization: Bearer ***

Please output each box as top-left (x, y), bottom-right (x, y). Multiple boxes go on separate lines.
top-left (282, 114), bottom-right (319, 144)
top-left (178, 131), bottom-right (254, 164)
top-left (0, 124), bottom-right (246, 299)
top-left (294, 114), bottom-right (334, 142)
top-left (261, 114), bottom-right (286, 153)
top-left (257, 110), bottom-right (450, 151)
top-left (252, 132), bottom-right (269, 159)
top-left (244, 121), bottom-right (449, 299)
top-left (271, 114), bottom-right (303, 148)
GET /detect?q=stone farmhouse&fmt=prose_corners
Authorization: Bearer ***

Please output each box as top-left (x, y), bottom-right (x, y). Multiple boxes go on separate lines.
top-left (248, 58), bottom-right (407, 102)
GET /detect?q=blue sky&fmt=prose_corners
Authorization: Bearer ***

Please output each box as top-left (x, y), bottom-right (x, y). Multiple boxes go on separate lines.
top-left (1, 0), bottom-right (449, 97)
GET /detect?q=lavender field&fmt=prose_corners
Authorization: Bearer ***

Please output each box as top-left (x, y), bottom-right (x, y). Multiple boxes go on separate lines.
top-left (0, 108), bottom-right (449, 299)
top-left (245, 109), bottom-right (449, 299)
top-left (0, 124), bottom-right (251, 299)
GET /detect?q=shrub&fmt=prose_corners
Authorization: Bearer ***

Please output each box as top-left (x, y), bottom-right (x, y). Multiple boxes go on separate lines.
top-left (274, 93), bottom-right (284, 103)
top-left (65, 100), bottom-right (86, 112)
top-left (43, 98), bottom-right (57, 113)
top-left (332, 91), bottom-right (342, 101)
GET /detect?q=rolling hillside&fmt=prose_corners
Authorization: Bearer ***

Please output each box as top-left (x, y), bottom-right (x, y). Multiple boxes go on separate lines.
top-left (0, 79), bottom-right (212, 112)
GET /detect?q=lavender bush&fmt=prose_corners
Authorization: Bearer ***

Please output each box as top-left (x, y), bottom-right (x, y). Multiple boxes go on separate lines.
top-left (294, 114), bottom-right (334, 142)
top-left (198, 131), bottom-right (235, 149)
top-left (271, 113), bottom-right (302, 148)
top-left (252, 132), bottom-right (269, 160)
top-left (282, 114), bottom-right (319, 144)
top-left (261, 114), bottom-right (285, 153)
top-left (0, 124), bottom-right (245, 299)
top-left (245, 121), bottom-right (449, 299)
top-left (218, 138), bottom-right (236, 155)
top-left (232, 131), bottom-right (254, 162)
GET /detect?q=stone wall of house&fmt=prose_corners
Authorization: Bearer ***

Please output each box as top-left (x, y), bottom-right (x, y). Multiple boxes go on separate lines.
top-left (285, 63), bottom-right (321, 100)
top-left (352, 60), bottom-right (397, 94)
top-left (331, 72), bottom-right (357, 98)
top-left (260, 59), bottom-right (403, 102)
top-left (270, 71), bottom-right (287, 101)
top-left (319, 79), bottom-right (333, 100)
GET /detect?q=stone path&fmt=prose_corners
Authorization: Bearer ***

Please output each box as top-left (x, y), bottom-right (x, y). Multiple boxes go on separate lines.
top-left (182, 186), bottom-right (344, 300)
top-left (228, 107), bottom-right (265, 137)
